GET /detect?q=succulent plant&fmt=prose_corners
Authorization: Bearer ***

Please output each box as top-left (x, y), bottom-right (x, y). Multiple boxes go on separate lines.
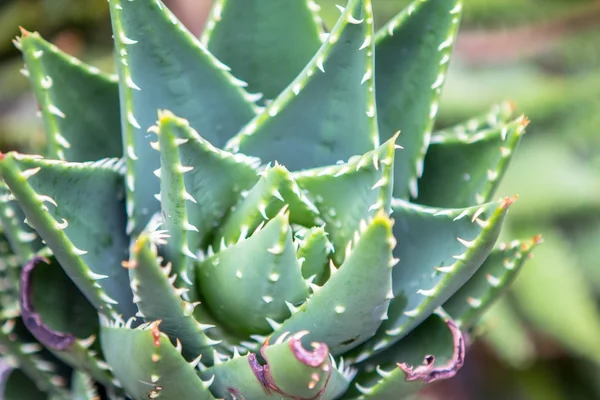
top-left (0, 0), bottom-right (540, 398)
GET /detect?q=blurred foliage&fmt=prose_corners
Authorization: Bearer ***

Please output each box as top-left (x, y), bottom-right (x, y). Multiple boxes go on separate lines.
top-left (1, 0), bottom-right (600, 398)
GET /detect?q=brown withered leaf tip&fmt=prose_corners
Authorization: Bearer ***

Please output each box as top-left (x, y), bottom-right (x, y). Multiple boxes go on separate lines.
top-left (397, 319), bottom-right (466, 384)
top-left (247, 331), bottom-right (332, 400)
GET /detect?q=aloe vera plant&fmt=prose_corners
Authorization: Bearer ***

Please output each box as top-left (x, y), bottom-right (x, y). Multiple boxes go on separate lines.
top-left (0, 0), bottom-right (539, 398)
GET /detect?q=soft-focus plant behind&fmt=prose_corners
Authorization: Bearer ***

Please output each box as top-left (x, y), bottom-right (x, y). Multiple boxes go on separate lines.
top-left (1, 0), bottom-right (599, 399)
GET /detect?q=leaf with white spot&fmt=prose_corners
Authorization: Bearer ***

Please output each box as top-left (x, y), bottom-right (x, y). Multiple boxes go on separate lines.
top-left (374, 0), bottom-right (462, 198)
top-left (293, 137), bottom-right (396, 265)
top-left (226, 0), bottom-right (378, 171)
top-left (100, 322), bottom-right (216, 400)
top-left (443, 236), bottom-right (541, 329)
top-left (417, 116), bottom-right (528, 208)
top-left (214, 164), bottom-right (321, 248)
top-left (204, 0), bottom-right (324, 102)
top-left (0, 153), bottom-right (135, 318)
top-left (19, 30), bottom-right (121, 162)
top-left (108, 0), bottom-right (257, 233)
top-left (270, 211), bottom-right (394, 356)
top-left (196, 213), bottom-right (309, 338)
top-left (296, 226), bottom-right (332, 285)
top-left (347, 197), bottom-right (512, 361)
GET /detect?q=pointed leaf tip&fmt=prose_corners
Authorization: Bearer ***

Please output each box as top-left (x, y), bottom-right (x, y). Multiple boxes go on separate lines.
top-left (500, 195), bottom-right (518, 209)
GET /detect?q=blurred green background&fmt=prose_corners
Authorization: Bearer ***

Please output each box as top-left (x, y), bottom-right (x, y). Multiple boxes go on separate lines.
top-left (1, 1), bottom-right (599, 399)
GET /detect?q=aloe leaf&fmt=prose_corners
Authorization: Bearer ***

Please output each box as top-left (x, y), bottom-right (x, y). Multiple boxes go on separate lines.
top-left (296, 226), bottom-right (333, 285)
top-left (150, 112), bottom-right (261, 252)
top-left (294, 137), bottom-right (396, 265)
top-left (374, 0), bottom-right (462, 198)
top-left (127, 233), bottom-right (219, 363)
top-left (270, 211), bottom-right (394, 356)
top-left (196, 212), bottom-right (309, 338)
top-left (19, 256), bottom-right (115, 388)
top-left (0, 368), bottom-right (47, 400)
top-left (477, 297), bottom-right (536, 369)
top-left (348, 197), bottom-right (512, 362)
top-left (433, 101), bottom-right (517, 136)
top-left (215, 164), bottom-right (321, 247)
top-left (444, 235), bottom-right (542, 329)
top-left (344, 314), bottom-right (464, 399)
top-left (0, 153), bottom-right (134, 318)
top-left (17, 30), bottom-right (121, 162)
top-left (0, 317), bottom-right (70, 399)
top-left (227, 0), bottom-right (378, 171)
top-left (154, 112), bottom-right (199, 285)
top-left (71, 371), bottom-right (99, 400)
top-left (205, 331), bottom-right (352, 400)
top-left (0, 252), bottom-right (19, 311)
top-left (108, 0), bottom-right (257, 233)
top-left (511, 230), bottom-right (600, 363)
top-left (203, 0), bottom-right (324, 102)
top-left (0, 183), bottom-right (43, 263)
top-left (100, 321), bottom-right (216, 400)
top-left (417, 116), bottom-right (528, 208)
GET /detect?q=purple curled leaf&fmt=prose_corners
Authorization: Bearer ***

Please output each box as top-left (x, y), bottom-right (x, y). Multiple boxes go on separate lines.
top-left (247, 331), bottom-right (332, 400)
top-left (20, 256), bottom-right (75, 351)
top-left (288, 330), bottom-right (329, 368)
top-left (397, 319), bottom-right (465, 384)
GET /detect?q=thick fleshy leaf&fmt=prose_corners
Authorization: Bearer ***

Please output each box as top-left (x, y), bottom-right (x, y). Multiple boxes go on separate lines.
top-left (71, 371), bottom-right (99, 400)
top-left (433, 101), bottom-right (517, 136)
top-left (203, 0), bottom-right (324, 102)
top-left (205, 331), bottom-right (353, 400)
top-left (196, 213), bottom-right (309, 338)
top-left (296, 226), bottom-right (333, 285)
top-left (293, 137), bottom-right (396, 265)
top-left (151, 112), bottom-right (261, 253)
top-left (18, 29), bottom-right (121, 161)
top-left (444, 235), bottom-right (542, 329)
top-left (127, 233), bottom-right (219, 363)
top-left (100, 321), bottom-right (216, 400)
top-left (0, 182), bottom-right (43, 263)
top-left (227, 0), bottom-right (379, 171)
top-left (108, 0), bottom-right (257, 233)
top-left (0, 153), bottom-right (134, 318)
top-left (269, 211), bottom-right (394, 356)
top-left (0, 317), bottom-right (70, 399)
top-left (511, 230), bottom-right (600, 363)
top-left (155, 112), bottom-right (199, 284)
top-left (416, 115), bottom-right (528, 208)
top-left (19, 256), bottom-right (114, 388)
top-left (374, 0), bottom-right (462, 198)
top-left (345, 313), bottom-right (464, 399)
top-left (214, 164), bottom-right (321, 248)
top-left (0, 368), bottom-right (47, 400)
top-left (348, 197), bottom-right (512, 362)
top-left (478, 297), bottom-right (536, 369)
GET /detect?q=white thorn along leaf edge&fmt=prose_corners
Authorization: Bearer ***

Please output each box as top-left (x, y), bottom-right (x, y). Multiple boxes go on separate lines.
top-left (486, 273), bottom-right (501, 287)
top-left (466, 297), bottom-right (482, 308)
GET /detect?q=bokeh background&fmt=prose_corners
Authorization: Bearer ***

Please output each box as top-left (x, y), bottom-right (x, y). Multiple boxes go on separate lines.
top-left (1, 1), bottom-right (599, 399)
